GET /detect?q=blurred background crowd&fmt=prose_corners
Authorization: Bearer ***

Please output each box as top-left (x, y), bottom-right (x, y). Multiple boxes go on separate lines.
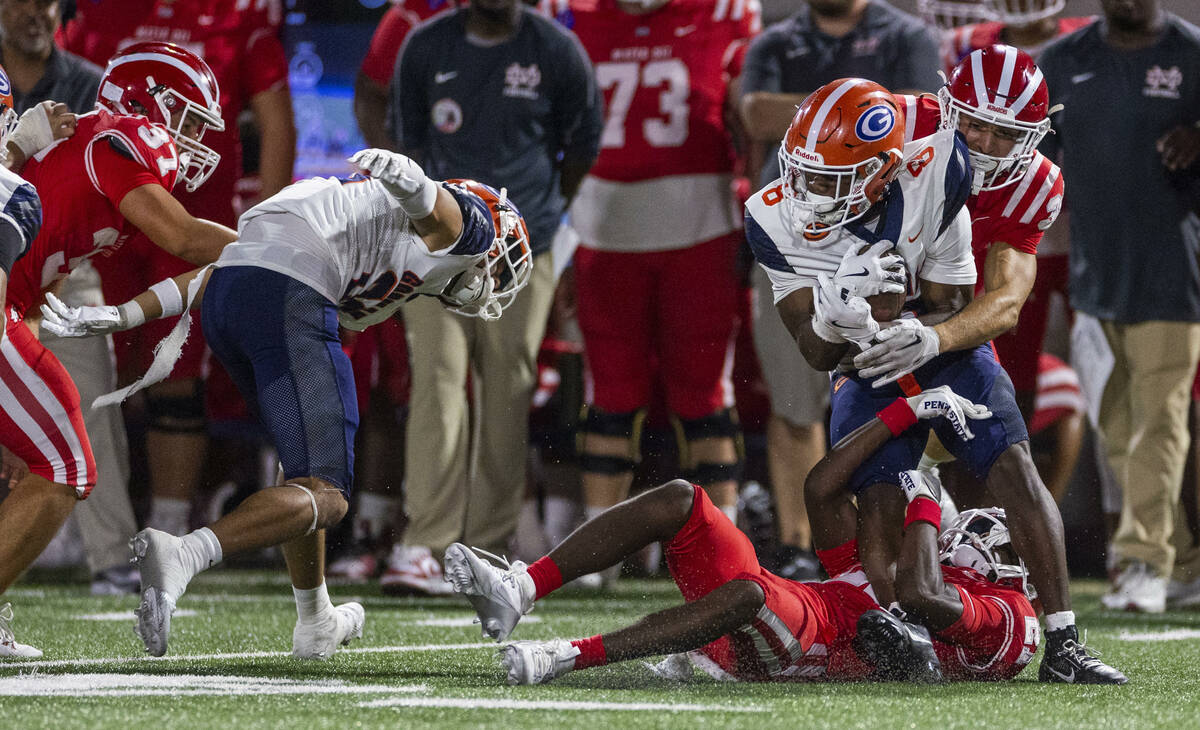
top-left (9, 0), bottom-right (1200, 612)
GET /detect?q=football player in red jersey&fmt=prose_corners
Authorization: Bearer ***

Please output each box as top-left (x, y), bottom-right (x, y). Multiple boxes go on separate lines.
top-left (0, 42), bottom-right (235, 652)
top-left (890, 44), bottom-right (1061, 419)
top-left (61, 0), bottom-right (293, 539)
top-left (942, 0), bottom-right (1092, 71)
top-left (544, 0), bottom-right (759, 582)
top-left (441, 386), bottom-right (1003, 685)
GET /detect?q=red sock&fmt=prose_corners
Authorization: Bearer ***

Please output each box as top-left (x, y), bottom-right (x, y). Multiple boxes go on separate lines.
top-left (526, 556), bottom-right (563, 600)
top-left (815, 539), bottom-right (860, 578)
top-left (570, 634), bottom-right (608, 669)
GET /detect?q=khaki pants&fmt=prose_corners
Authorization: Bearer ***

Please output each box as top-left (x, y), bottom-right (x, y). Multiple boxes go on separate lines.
top-left (400, 253), bottom-right (556, 555)
top-left (1099, 319), bottom-right (1200, 577)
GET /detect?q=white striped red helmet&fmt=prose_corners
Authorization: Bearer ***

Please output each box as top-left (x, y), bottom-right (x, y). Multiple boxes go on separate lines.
top-left (939, 44), bottom-right (1052, 193)
top-left (98, 41), bottom-right (224, 192)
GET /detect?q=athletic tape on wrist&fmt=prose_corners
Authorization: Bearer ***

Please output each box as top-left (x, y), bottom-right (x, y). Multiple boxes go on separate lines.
top-left (149, 278), bottom-right (185, 318)
top-left (904, 497), bottom-right (941, 530)
top-left (400, 177), bottom-right (439, 220)
top-left (117, 300), bottom-right (146, 330)
top-left (877, 398), bottom-right (918, 436)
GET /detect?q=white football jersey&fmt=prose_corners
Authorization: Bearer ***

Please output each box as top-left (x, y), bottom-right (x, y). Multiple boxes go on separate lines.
top-left (746, 128), bottom-right (976, 305)
top-left (217, 175), bottom-right (492, 330)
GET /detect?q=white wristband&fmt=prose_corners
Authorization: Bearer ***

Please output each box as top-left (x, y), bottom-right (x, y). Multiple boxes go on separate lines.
top-left (149, 278), bottom-right (185, 318)
top-left (116, 300), bottom-right (146, 330)
top-left (399, 177), bottom-right (439, 221)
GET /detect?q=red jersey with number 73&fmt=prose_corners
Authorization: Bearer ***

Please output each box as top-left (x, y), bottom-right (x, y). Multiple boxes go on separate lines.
top-left (555, 0), bottom-right (759, 251)
top-left (6, 108), bottom-right (180, 316)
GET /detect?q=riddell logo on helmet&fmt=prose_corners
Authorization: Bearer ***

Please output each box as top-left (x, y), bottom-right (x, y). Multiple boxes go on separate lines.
top-left (793, 148), bottom-right (823, 164)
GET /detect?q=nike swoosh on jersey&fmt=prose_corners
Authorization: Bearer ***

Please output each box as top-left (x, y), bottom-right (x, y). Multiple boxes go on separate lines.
top-left (674, 25), bottom-right (696, 36)
top-left (435, 71), bottom-right (458, 84)
top-left (908, 223), bottom-right (925, 243)
top-left (1071, 72), bottom-right (1095, 84)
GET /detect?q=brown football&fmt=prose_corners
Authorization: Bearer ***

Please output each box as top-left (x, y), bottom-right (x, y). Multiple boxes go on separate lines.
top-left (867, 290), bottom-right (906, 323)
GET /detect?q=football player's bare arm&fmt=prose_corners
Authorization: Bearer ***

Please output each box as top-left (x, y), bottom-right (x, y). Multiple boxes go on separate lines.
top-left (739, 91), bottom-right (809, 143)
top-left (409, 185), bottom-right (466, 252)
top-left (805, 418), bottom-right (896, 551)
top-left (39, 266), bottom-right (212, 338)
top-left (777, 287), bottom-right (849, 371)
top-left (895, 520), bottom-right (962, 631)
top-left (119, 183), bottom-right (237, 265)
top-left (248, 87), bottom-right (297, 201)
top-left (930, 244), bottom-right (1036, 353)
top-left (353, 73), bottom-right (396, 151)
top-left (915, 279), bottom-right (973, 326)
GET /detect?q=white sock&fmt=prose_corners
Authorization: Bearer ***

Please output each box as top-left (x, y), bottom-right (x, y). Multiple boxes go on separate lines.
top-left (720, 505), bottom-right (739, 525)
top-left (293, 581), bottom-right (335, 622)
top-left (584, 505), bottom-right (608, 523)
top-left (147, 498), bottom-right (191, 536)
top-left (355, 492), bottom-right (401, 542)
top-left (179, 527), bottom-right (223, 581)
top-left (1045, 610), bottom-right (1076, 633)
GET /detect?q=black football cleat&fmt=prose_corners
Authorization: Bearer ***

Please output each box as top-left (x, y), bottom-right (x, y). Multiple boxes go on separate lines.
top-left (1039, 627), bottom-right (1128, 685)
top-left (855, 608), bottom-right (943, 683)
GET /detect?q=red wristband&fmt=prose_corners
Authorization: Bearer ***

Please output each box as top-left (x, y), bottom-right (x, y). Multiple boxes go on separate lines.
top-left (877, 398), bottom-right (918, 436)
top-left (904, 497), bottom-right (942, 530)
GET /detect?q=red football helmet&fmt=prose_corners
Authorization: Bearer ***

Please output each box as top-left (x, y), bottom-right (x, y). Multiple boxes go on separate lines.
top-left (97, 41), bottom-right (224, 192)
top-left (778, 78), bottom-right (905, 239)
top-left (939, 44), bottom-right (1052, 193)
top-left (441, 180), bottom-right (533, 320)
top-left (939, 507), bottom-right (1035, 600)
top-left (917, 0), bottom-right (994, 30)
top-left (985, 0), bottom-right (1065, 25)
top-left (0, 64), bottom-right (16, 151)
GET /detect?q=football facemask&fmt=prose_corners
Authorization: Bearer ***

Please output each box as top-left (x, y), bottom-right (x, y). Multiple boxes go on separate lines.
top-left (938, 507), bottom-right (1035, 600)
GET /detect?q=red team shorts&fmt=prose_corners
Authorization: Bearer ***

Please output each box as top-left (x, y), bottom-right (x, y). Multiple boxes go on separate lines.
top-left (665, 485), bottom-right (875, 680)
top-left (993, 254), bottom-right (1068, 393)
top-left (0, 307), bottom-right (97, 497)
top-left (345, 317), bottom-right (411, 415)
top-left (574, 232), bottom-right (740, 420)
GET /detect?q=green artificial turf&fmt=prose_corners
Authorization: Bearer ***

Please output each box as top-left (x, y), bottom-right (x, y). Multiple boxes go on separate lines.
top-left (2, 571), bottom-right (1198, 729)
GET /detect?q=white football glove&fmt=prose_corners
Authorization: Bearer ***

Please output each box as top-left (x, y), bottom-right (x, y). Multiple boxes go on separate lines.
top-left (349, 148), bottom-right (438, 220)
top-left (899, 468), bottom-right (943, 505)
top-left (854, 318), bottom-right (942, 387)
top-left (834, 240), bottom-right (906, 298)
top-left (811, 273), bottom-right (879, 346)
top-left (905, 384), bottom-right (992, 441)
top-left (39, 292), bottom-right (131, 338)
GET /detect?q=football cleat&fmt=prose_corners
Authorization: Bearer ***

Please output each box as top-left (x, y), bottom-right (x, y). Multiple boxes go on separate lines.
top-left (130, 528), bottom-right (191, 656)
top-left (1101, 561), bottom-right (1166, 613)
top-left (1039, 627), bottom-right (1127, 684)
top-left (326, 551), bottom-right (381, 583)
top-left (292, 602), bottom-right (365, 660)
top-left (1167, 575), bottom-right (1200, 609)
top-left (499, 639), bottom-right (579, 685)
top-left (0, 603), bottom-right (42, 659)
top-left (854, 609), bottom-right (943, 683)
top-left (443, 543), bottom-right (534, 642)
top-left (380, 544), bottom-right (455, 597)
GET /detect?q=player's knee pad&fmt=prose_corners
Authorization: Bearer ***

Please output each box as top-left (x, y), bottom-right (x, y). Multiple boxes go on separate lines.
top-left (671, 407), bottom-right (745, 467)
top-left (145, 386), bottom-right (206, 434)
top-left (576, 405), bottom-right (646, 475)
top-left (685, 461), bottom-right (745, 486)
top-left (285, 482), bottom-right (320, 535)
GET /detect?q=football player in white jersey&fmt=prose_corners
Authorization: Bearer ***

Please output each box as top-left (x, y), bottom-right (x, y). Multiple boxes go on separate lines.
top-left (745, 78), bottom-right (1125, 684)
top-left (41, 149), bottom-right (533, 659)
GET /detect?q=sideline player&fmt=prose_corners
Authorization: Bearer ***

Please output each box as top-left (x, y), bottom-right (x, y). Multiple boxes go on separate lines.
top-left (441, 386), bottom-right (989, 684)
top-left (42, 149), bottom-right (533, 658)
top-left (747, 76), bottom-right (1123, 682)
top-left (1, 44), bottom-right (232, 656)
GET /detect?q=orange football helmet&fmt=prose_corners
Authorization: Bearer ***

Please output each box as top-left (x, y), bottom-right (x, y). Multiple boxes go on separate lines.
top-left (0, 64), bottom-right (16, 150)
top-left (778, 78), bottom-right (905, 238)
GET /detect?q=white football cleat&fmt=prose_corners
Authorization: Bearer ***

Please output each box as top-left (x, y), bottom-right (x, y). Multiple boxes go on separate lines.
top-left (292, 602), bottom-right (365, 660)
top-left (1101, 561), bottom-right (1166, 613)
top-left (443, 543), bottom-right (533, 641)
top-left (0, 603), bottom-right (42, 659)
top-left (500, 639), bottom-right (579, 685)
top-left (130, 528), bottom-right (190, 656)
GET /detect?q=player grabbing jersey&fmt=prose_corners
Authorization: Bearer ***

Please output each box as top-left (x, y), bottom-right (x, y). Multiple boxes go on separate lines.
top-left (41, 149), bottom-right (533, 659)
top-left (439, 385), bottom-right (995, 685)
top-left (893, 44), bottom-right (1064, 405)
top-left (746, 76), bottom-right (1124, 684)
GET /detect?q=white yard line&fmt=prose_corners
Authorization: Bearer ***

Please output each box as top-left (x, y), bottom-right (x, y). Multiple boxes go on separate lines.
top-left (75, 610), bottom-right (198, 622)
top-left (1117, 628), bottom-right (1200, 641)
top-left (4, 643), bottom-right (494, 670)
top-left (0, 673), bottom-right (428, 697)
top-left (360, 697), bottom-right (764, 713)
